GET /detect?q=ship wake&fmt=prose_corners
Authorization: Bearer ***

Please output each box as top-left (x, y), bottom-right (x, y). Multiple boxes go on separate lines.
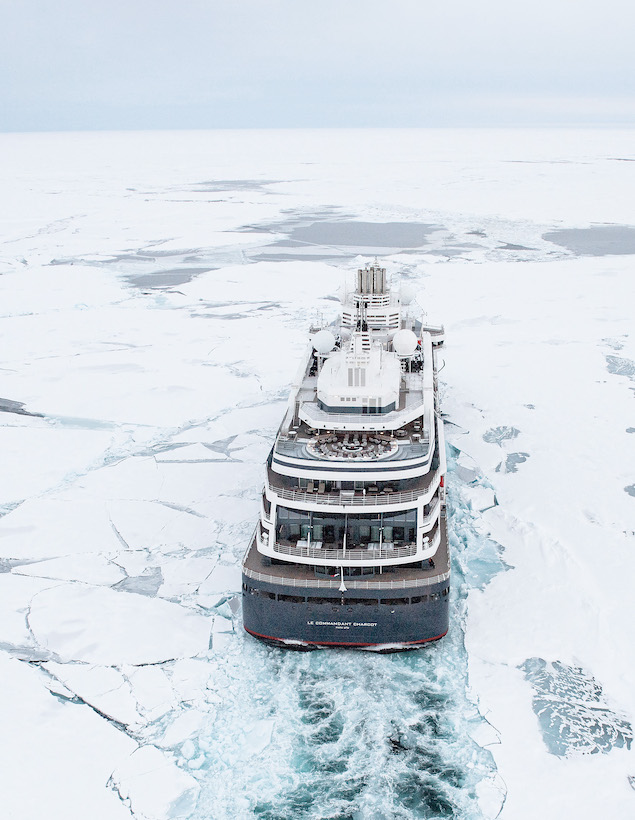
top-left (192, 445), bottom-right (507, 819)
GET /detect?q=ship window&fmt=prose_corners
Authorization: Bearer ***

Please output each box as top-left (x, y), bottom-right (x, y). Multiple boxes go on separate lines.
top-left (382, 597), bottom-right (409, 605)
top-left (263, 591), bottom-right (276, 600)
top-left (410, 595), bottom-right (428, 604)
top-left (315, 565), bottom-right (339, 576)
top-left (429, 592), bottom-right (440, 601)
top-left (278, 594), bottom-right (305, 603)
top-left (308, 596), bottom-right (340, 605)
top-left (343, 598), bottom-right (378, 606)
top-left (442, 587), bottom-right (450, 596)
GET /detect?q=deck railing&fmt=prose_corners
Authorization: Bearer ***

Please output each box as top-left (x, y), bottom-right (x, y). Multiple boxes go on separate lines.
top-left (272, 542), bottom-right (418, 561)
top-left (242, 564), bottom-right (450, 590)
top-left (267, 469), bottom-right (441, 507)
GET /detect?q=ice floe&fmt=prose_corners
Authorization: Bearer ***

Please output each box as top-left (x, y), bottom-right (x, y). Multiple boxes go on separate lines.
top-left (29, 584), bottom-right (211, 665)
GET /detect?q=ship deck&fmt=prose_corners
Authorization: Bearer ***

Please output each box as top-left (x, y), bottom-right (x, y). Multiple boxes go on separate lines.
top-left (242, 513), bottom-right (450, 591)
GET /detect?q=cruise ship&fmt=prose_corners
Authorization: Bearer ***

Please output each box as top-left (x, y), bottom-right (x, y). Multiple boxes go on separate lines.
top-left (241, 262), bottom-right (449, 650)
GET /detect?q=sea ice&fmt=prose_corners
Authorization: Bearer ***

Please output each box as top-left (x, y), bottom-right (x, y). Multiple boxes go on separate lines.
top-left (112, 745), bottom-right (200, 820)
top-left (2, 127), bottom-right (635, 820)
top-left (0, 653), bottom-right (136, 820)
top-left (28, 584), bottom-right (211, 665)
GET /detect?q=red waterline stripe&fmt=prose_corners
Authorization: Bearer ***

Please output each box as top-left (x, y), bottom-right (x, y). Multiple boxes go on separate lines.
top-left (244, 626), bottom-right (448, 647)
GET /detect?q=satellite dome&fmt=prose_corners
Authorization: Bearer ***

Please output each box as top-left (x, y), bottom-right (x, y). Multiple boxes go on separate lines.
top-left (392, 329), bottom-right (418, 356)
top-left (400, 284), bottom-right (417, 305)
top-left (312, 329), bottom-right (336, 355)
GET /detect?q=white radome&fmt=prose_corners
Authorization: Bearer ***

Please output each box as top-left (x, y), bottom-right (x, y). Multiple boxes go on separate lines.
top-left (400, 283), bottom-right (417, 305)
top-left (392, 328), bottom-right (418, 356)
top-left (312, 329), bottom-right (336, 354)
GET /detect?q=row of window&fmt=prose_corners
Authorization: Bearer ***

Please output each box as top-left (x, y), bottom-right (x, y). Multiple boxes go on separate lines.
top-left (276, 506), bottom-right (418, 548)
top-left (242, 583), bottom-right (450, 605)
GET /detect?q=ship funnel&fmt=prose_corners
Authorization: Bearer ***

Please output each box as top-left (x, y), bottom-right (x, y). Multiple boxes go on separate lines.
top-left (357, 262), bottom-right (386, 296)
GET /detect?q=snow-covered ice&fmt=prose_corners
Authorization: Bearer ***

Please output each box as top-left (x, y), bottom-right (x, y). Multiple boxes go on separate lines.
top-left (27, 583), bottom-right (211, 665)
top-left (1, 127), bottom-right (634, 819)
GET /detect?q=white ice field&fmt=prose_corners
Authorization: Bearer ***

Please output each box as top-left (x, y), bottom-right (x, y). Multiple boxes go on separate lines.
top-left (1, 128), bottom-right (634, 820)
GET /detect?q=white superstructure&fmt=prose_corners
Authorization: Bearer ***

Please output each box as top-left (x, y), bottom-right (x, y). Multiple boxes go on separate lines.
top-left (256, 262), bottom-right (446, 571)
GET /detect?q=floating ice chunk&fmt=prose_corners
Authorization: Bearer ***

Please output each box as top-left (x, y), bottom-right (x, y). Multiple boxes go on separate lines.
top-left (463, 486), bottom-right (497, 512)
top-left (210, 632), bottom-right (234, 653)
top-left (44, 662), bottom-right (141, 727)
top-left (212, 615), bottom-right (234, 636)
top-left (180, 739), bottom-right (196, 760)
top-left (113, 550), bottom-right (152, 576)
top-left (112, 745), bottom-right (200, 820)
top-left (198, 563), bottom-right (241, 596)
top-left (160, 709), bottom-right (208, 747)
top-left (29, 584), bottom-right (211, 665)
top-left (455, 452), bottom-right (483, 484)
top-left (169, 659), bottom-right (213, 703)
top-left (14, 554), bottom-right (125, 585)
top-left (109, 500), bottom-right (212, 553)
top-left (475, 774), bottom-right (507, 819)
top-left (0, 573), bottom-right (58, 652)
top-left (158, 555), bottom-right (217, 599)
top-left (126, 665), bottom-right (175, 721)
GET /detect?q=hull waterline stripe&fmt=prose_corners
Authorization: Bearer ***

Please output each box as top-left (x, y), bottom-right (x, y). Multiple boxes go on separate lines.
top-left (244, 626), bottom-right (448, 647)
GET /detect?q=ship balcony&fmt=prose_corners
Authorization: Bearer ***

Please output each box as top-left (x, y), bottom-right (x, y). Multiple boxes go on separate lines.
top-left (266, 465), bottom-right (442, 512)
top-left (257, 519), bottom-right (441, 567)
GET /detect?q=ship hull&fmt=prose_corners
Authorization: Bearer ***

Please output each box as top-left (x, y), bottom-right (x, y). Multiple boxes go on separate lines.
top-left (242, 584), bottom-right (449, 650)
top-left (242, 518), bottom-right (450, 651)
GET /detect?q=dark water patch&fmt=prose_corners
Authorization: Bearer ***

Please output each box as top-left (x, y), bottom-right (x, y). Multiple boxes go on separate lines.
top-left (395, 771), bottom-right (458, 817)
top-left (520, 658), bottom-right (633, 756)
top-left (605, 354), bottom-right (635, 381)
top-left (497, 243), bottom-right (536, 251)
top-left (625, 485), bottom-right (635, 497)
top-left (289, 221), bottom-right (442, 248)
top-left (0, 398), bottom-right (43, 417)
top-left (543, 225), bottom-right (635, 256)
top-left (238, 208), bottom-right (350, 235)
top-left (425, 248), bottom-right (471, 257)
top-left (248, 251), bottom-right (351, 263)
top-left (495, 452), bottom-right (530, 473)
top-left (125, 267), bottom-right (213, 289)
top-left (482, 426), bottom-right (520, 445)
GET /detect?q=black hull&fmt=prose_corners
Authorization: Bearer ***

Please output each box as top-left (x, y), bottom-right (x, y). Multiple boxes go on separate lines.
top-left (242, 581), bottom-right (449, 650)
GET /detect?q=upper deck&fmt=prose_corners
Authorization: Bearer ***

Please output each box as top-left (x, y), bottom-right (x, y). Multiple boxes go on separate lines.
top-left (270, 263), bottom-right (443, 481)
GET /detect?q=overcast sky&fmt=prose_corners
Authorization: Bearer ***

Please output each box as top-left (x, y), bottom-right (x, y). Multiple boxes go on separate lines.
top-left (1, 0), bottom-right (634, 131)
